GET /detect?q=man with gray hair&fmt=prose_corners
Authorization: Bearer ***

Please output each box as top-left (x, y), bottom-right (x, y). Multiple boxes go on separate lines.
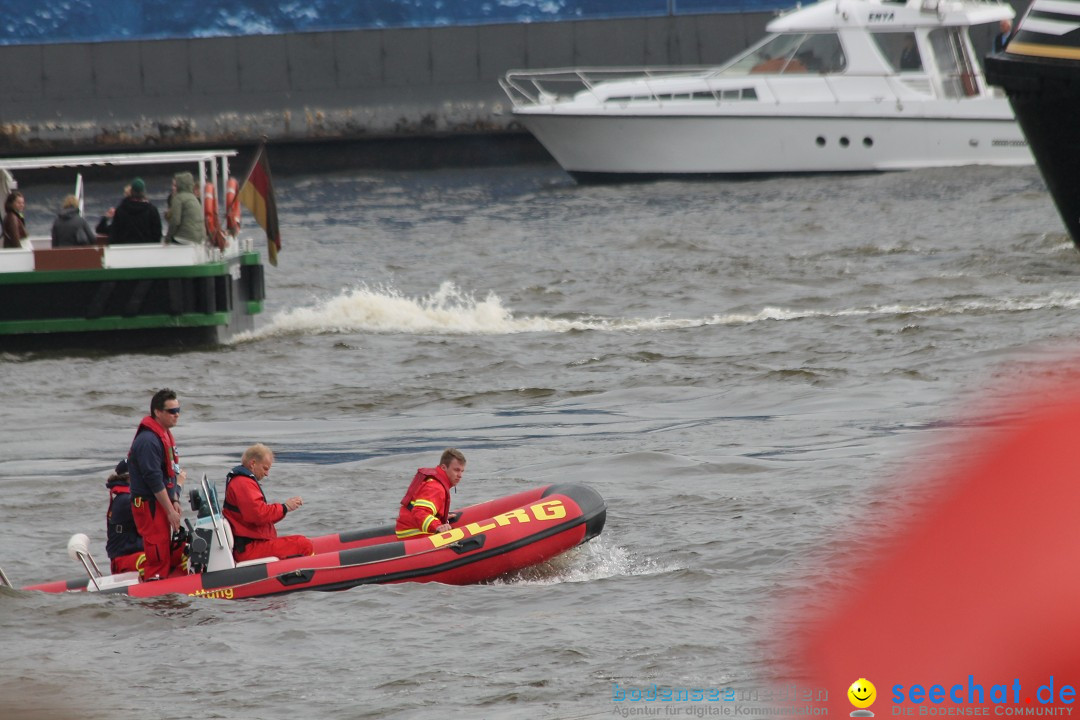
top-left (222, 443), bottom-right (314, 561)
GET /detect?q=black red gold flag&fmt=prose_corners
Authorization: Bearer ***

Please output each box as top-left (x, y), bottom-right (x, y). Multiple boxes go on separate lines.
top-left (235, 143), bottom-right (281, 266)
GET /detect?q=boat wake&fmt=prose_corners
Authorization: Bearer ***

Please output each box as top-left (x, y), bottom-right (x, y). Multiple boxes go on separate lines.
top-left (493, 537), bottom-right (680, 585)
top-left (236, 281), bottom-right (719, 340)
top-left (232, 282), bottom-right (1080, 341)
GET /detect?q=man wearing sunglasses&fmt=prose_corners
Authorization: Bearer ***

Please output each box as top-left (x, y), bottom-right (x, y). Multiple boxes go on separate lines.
top-left (127, 388), bottom-right (187, 581)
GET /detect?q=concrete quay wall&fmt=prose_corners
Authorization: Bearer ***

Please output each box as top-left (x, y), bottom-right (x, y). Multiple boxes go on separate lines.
top-left (0, 13), bottom-right (771, 159)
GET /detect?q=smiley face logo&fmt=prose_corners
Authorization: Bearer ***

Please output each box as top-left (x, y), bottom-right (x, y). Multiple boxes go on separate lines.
top-left (848, 678), bottom-right (877, 709)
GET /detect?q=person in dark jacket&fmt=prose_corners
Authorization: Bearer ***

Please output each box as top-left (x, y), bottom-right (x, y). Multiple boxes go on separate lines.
top-left (106, 458), bottom-right (184, 578)
top-left (109, 177), bottom-right (162, 244)
top-left (993, 19), bottom-right (1013, 54)
top-left (2, 189), bottom-right (27, 248)
top-left (106, 459), bottom-right (144, 574)
top-left (50, 195), bottom-right (96, 247)
top-left (96, 184), bottom-right (130, 237)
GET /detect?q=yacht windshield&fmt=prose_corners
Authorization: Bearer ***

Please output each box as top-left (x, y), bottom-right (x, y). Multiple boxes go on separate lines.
top-left (718, 33), bottom-right (846, 75)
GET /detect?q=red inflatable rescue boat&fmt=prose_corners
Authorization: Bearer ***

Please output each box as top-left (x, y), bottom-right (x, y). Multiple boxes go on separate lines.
top-left (17, 483), bottom-right (606, 600)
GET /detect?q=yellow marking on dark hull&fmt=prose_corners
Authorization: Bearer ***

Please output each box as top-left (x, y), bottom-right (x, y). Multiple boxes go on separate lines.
top-left (1008, 41), bottom-right (1080, 61)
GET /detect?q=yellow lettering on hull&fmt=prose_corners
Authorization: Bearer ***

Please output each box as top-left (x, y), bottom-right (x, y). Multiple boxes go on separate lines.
top-left (430, 528), bottom-right (466, 548)
top-left (187, 587), bottom-right (235, 600)
top-left (429, 499), bottom-right (568, 548)
top-left (532, 500), bottom-right (567, 520)
top-left (495, 508), bottom-right (531, 526)
top-left (464, 519), bottom-right (498, 535)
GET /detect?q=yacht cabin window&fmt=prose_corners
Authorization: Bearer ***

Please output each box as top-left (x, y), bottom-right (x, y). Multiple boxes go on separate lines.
top-left (967, 21), bottom-right (1002, 71)
top-left (872, 32), bottom-right (923, 72)
top-left (721, 33), bottom-right (847, 75)
top-left (928, 27), bottom-right (981, 97)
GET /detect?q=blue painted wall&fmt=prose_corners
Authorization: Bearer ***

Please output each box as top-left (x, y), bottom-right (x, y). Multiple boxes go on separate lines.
top-left (0, 0), bottom-right (790, 45)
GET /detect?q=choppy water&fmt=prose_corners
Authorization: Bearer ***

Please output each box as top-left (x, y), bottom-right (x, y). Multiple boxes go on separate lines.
top-left (1, 162), bottom-right (1077, 719)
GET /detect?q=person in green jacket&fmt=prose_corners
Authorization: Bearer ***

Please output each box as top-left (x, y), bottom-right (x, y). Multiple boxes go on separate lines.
top-left (165, 171), bottom-right (207, 245)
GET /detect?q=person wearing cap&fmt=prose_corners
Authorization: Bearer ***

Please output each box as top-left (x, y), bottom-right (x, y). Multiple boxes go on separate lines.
top-left (222, 444), bottom-right (314, 561)
top-left (127, 388), bottom-right (187, 580)
top-left (50, 194), bottom-right (96, 247)
top-left (395, 448), bottom-right (466, 538)
top-left (105, 458), bottom-right (143, 574)
top-left (108, 177), bottom-right (162, 244)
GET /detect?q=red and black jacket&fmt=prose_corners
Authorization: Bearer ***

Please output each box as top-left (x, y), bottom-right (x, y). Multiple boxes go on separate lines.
top-left (106, 474), bottom-right (143, 559)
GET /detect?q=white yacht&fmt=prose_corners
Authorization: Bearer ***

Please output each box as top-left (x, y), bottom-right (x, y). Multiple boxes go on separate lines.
top-left (500, 0), bottom-right (1032, 180)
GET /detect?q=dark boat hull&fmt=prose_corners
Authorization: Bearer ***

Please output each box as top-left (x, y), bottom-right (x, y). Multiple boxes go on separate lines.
top-left (0, 250), bottom-right (265, 351)
top-left (985, 6), bottom-right (1080, 247)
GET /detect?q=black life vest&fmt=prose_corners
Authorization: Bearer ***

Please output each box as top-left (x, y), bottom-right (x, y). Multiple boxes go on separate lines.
top-left (106, 478), bottom-right (142, 559)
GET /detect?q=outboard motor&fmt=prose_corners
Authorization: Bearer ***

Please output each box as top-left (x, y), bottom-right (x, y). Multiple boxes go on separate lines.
top-left (186, 486), bottom-right (218, 573)
top-left (185, 518), bottom-right (215, 574)
top-left (189, 482), bottom-right (220, 519)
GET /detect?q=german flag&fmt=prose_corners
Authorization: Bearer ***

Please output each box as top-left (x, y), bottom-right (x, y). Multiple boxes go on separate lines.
top-left (236, 143), bottom-right (281, 266)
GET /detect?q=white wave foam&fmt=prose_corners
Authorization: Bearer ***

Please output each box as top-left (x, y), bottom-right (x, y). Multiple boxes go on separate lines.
top-left (232, 282), bottom-right (1080, 342)
top-left (234, 281), bottom-right (711, 341)
top-left (493, 537), bottom-right (681, 585)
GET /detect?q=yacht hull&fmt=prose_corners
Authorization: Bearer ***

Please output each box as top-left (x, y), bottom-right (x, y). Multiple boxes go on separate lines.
top-left (516, 112), bottom-right (1031, 176)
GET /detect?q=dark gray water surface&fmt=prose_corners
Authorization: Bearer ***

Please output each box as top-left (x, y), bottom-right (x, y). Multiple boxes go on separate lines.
top-left (1, 163), bottom-right (1077, 719)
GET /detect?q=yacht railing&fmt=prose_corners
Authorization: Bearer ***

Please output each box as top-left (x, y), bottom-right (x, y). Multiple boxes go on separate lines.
top-left (501, 67), bottom-right (719, 107)
top-left (501, 67), bottom-right (990, 108)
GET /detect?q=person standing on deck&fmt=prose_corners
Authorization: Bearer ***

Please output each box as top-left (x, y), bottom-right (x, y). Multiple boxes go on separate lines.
top-left (127, 389), bottom-right (186, 581)
top-left (3, 190), bottom-right (27, 248)
top-left (165, 172), bottom-right (206, 245)
top-left (109, 178), bottom-right (162, 244)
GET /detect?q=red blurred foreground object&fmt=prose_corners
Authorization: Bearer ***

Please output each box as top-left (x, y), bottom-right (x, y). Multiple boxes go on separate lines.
top-left (791, 384), bottom-right (1080, 716)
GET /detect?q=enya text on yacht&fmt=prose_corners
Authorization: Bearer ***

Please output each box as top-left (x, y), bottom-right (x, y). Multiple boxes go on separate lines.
top-left (501, 0), bottom-right (1033, 180)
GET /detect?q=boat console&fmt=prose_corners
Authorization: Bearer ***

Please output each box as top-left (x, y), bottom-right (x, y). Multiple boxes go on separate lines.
top-left (187, 475), bottom-right (277, 573)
